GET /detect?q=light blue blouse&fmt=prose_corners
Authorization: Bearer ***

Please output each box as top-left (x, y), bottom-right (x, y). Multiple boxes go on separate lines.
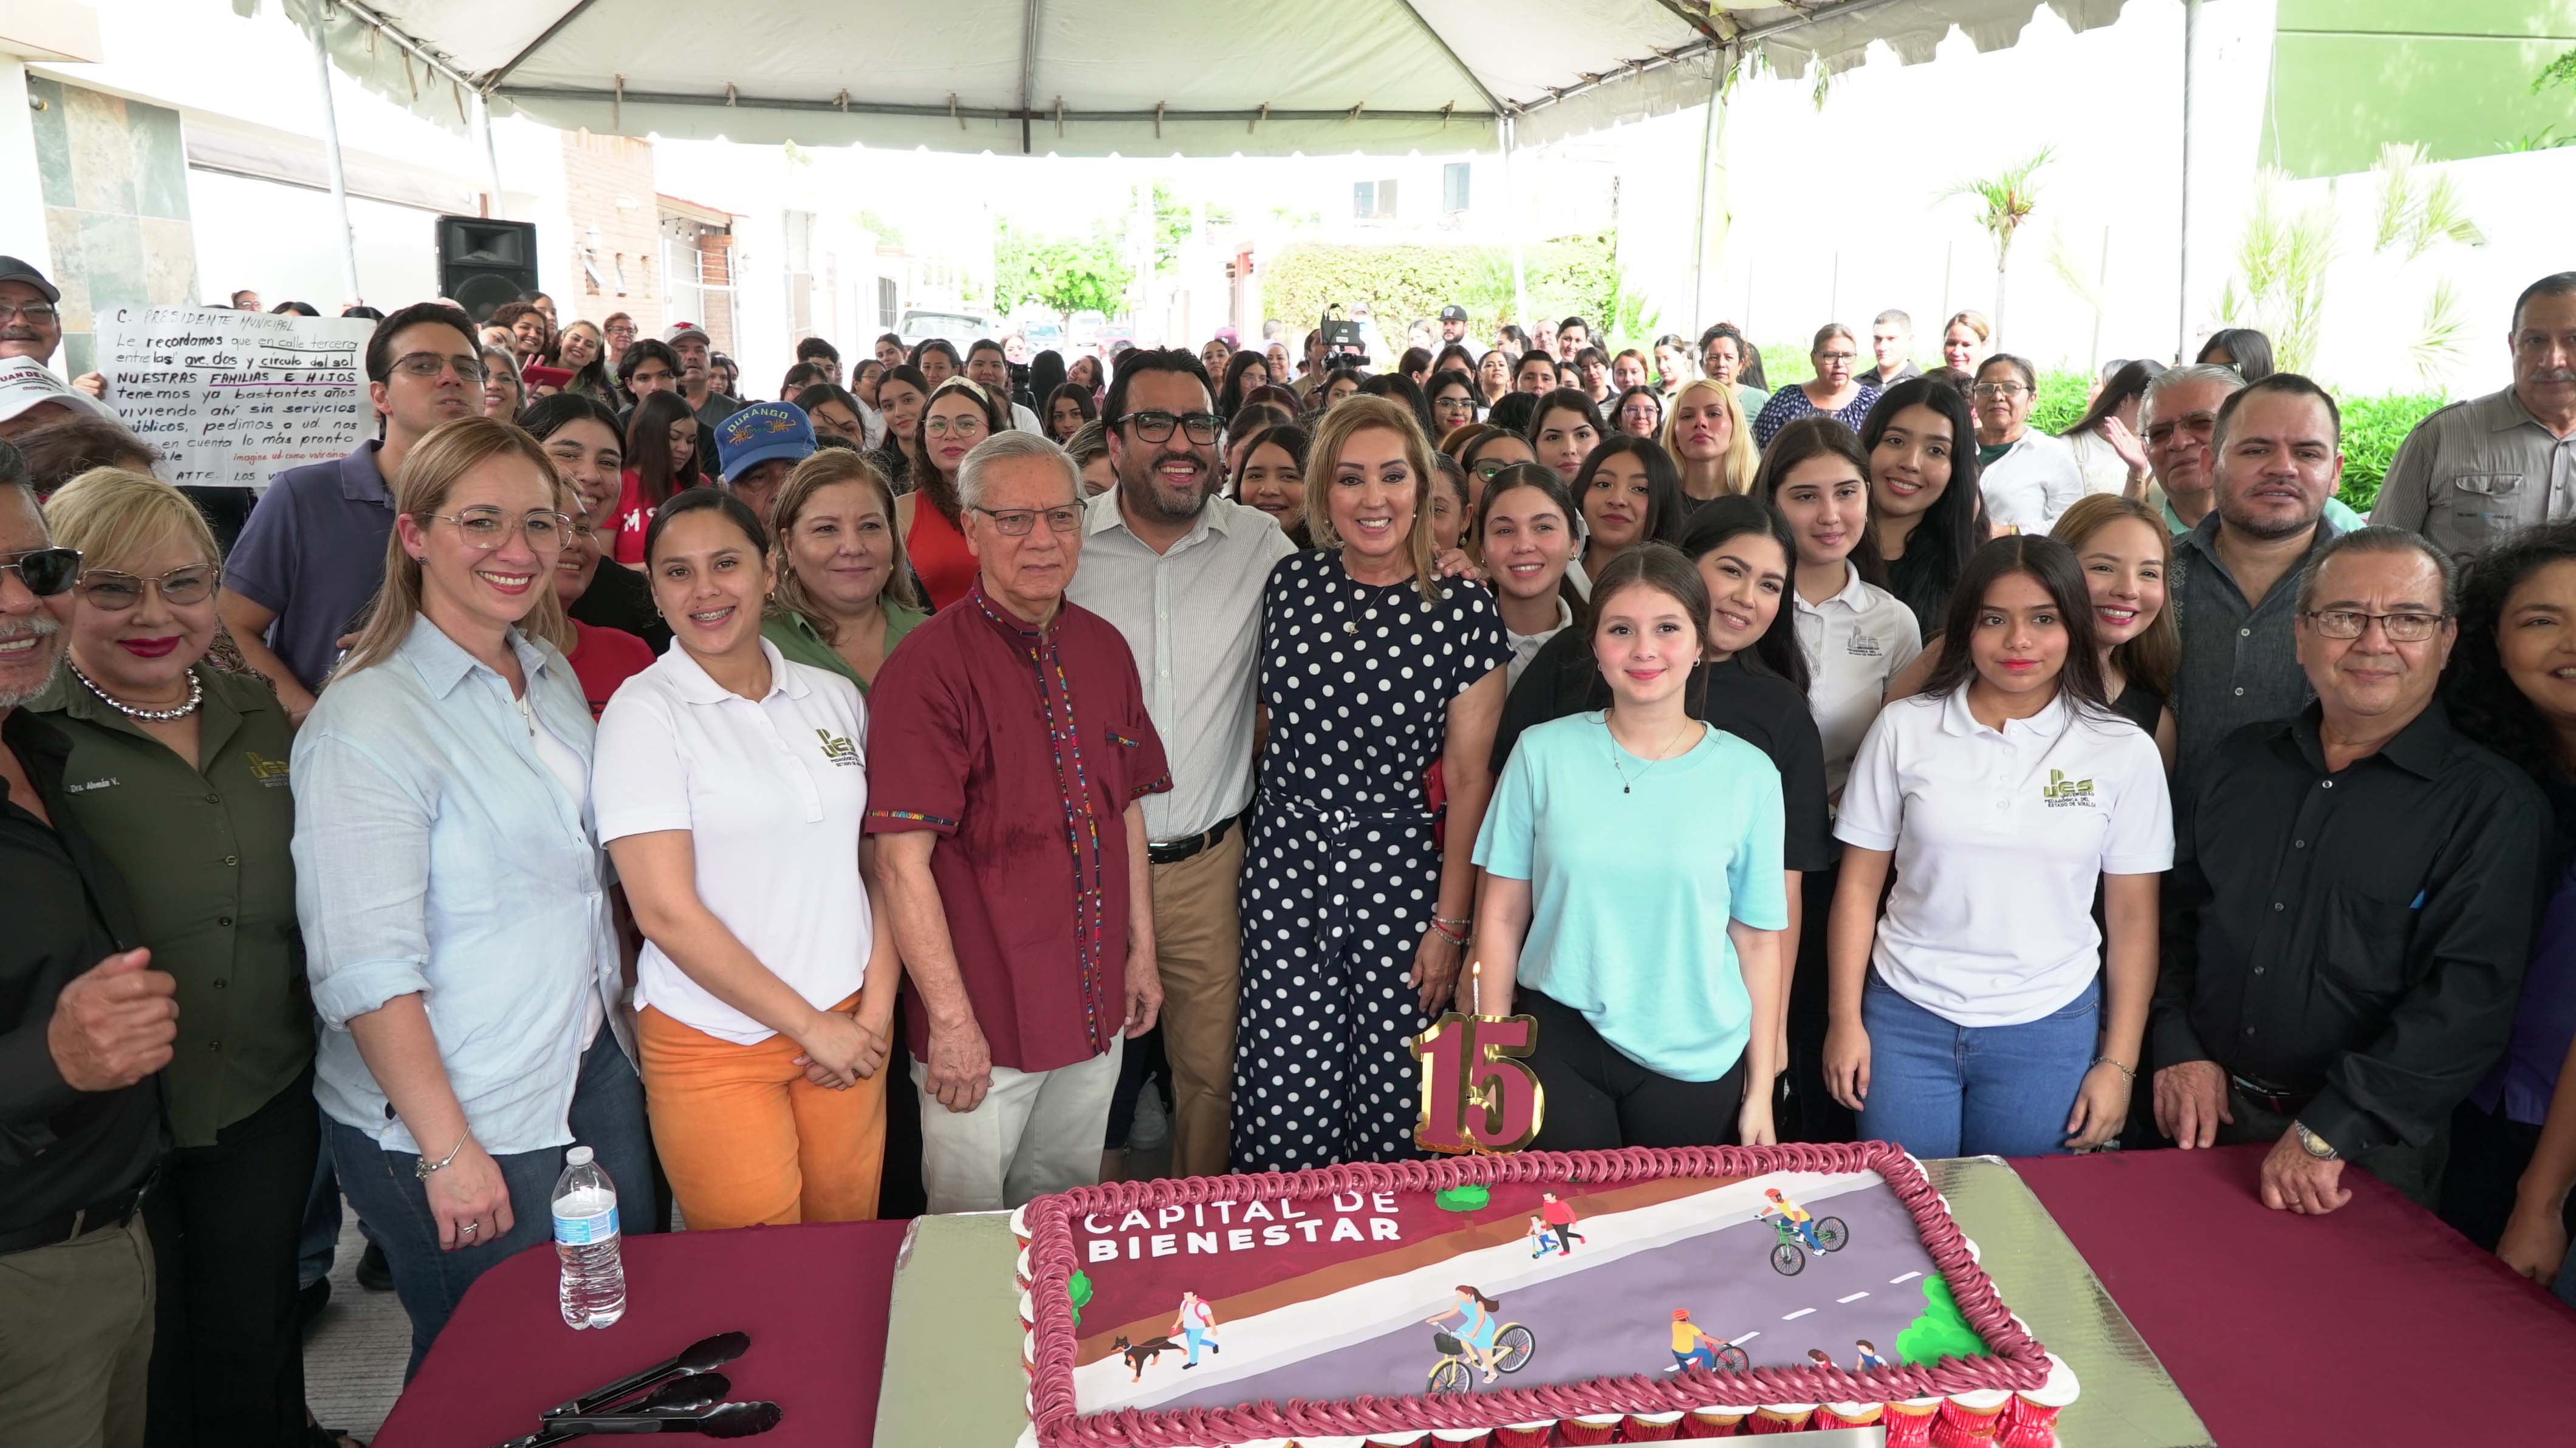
top-left (292, 616), bottom-right (627, 1156)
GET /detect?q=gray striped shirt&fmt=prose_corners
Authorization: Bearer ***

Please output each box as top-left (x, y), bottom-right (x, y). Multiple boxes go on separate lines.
top-left (2169, 511), bottom-right (2344, 779)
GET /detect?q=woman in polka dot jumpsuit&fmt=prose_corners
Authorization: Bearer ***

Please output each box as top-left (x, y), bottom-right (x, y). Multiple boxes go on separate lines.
top-left (1233, 397), bottom-right (1513, 1170)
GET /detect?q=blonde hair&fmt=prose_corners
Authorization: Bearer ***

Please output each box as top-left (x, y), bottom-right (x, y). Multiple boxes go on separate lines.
top-left (335, 415), bottom-right (570, 681)
top-left (767, 448), bottom-right (922, 641)
top-left (2049, 494), bottom-right (2179, 698)
top-left (1660, 379), bottom-right (1757, 497)
top-left (1945, 310), bottom-right (1992, 346)
top-left (42, 466), bottom-right (219, 573)
top-left (1301, 395), bottom-right (1440, 603)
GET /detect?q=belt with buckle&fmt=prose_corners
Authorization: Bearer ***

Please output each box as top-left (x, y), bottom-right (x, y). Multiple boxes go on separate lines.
top-left (2229, 1074), bottom-right (2314, 1118)
top-left (1147, 816), bottom-right (1235, 866)
top-left (0, 1179), bottom-right (150, 1258)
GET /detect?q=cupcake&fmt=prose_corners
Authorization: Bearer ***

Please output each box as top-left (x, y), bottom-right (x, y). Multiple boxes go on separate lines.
top-left (1747, 1403), bottom-right (1815, 1435)
top-left (1680, 1404), bottom-right (1752, 1438)
top-left (1623, 1409), bottom-right (1686, 1441)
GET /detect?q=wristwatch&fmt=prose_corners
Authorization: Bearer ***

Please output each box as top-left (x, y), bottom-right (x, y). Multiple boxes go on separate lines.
top-left (2292, 1121), bottom-right (2340, 1161)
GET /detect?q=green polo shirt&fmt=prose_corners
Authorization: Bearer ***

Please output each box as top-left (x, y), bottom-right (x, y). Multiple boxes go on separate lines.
top-left (760, 602), bottom-right (928, 694)
top-left (32, 664), bottom-right (312, 1147)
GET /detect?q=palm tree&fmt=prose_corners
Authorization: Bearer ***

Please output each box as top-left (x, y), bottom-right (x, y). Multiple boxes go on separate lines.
top-left (1943, 148), bottom-right (2054, 344)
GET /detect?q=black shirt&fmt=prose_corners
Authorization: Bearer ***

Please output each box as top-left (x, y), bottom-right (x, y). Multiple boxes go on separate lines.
top-left (0, 708), bottom-right (163, 1231)
top-left (1493, 636), bottom-right (1832, 873)
top-left (2152, 700), bottom-right (2546, 1156)
top-left (1883, 542), bottom-right (1956, 641)
top-left (2110, 680), bottom-right (2165, 737)
top-left (570, 559), bottom-right (672, 655)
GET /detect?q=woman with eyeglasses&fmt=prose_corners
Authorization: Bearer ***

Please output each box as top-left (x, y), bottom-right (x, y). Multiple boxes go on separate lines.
top-left (613, 391), bottom-right (702, 567)
top-left (598, 487), bottom-right (898, 1231)
top-left (897, 377), bottom-right (1005, 611)
top-left (1752, 324), bottom-right (1882, 450)
top-left (1427, 371), bottom-right (1482, 440)
top-left (1232, 396), bottom-right (1511, 1171)
top-left (293, 416), bottom-right (653, 1375)
top-left (32, 467), bottom-right (317, 1446)
top-left (1972, 354), bottom-right (2085, 533)
top-left (1611, 384), bottom-right (1664, 440)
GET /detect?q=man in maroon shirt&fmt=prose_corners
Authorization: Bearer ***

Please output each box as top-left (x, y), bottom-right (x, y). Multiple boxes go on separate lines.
top-left (867, 430), bottom-right (1170, 1212)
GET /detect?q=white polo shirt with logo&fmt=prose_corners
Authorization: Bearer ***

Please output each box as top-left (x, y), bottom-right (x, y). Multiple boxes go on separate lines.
top-left (593, 638), bottom-right (874, 1044)
top-left (1793, 561), bottom-right (1923, 795)
top-left (1834, 689), bottom-right (2171, 1028)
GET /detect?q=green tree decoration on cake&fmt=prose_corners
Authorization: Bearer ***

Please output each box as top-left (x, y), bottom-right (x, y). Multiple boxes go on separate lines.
top-left (1434, 1183), bottom-right (1490, 1212)
top-left (1892, 1274), bottom-right (1990, 1365)
top-left (1067, 1269), bottom-right (1094, 1328)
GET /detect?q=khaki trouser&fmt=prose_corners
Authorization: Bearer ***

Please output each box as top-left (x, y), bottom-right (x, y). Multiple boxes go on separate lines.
top-left (1153, 826), bottom-right (1246, 1178)
top-left (0, 1209), bottom-right (155, 1448)
top-left (915, 1034), bottom-right (1125, 1213)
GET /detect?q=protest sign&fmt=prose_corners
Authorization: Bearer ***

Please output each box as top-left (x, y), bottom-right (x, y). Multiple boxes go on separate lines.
top-left (102, 306), bottom-right (377, 491)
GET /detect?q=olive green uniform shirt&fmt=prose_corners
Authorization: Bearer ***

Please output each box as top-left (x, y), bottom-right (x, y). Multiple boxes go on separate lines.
top-left (759, 603), bottom-right (928, 694)
top-left (32, 664), bottom-right (312, 1147)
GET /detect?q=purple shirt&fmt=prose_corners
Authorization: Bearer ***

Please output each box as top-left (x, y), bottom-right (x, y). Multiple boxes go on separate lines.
top-left (2475, 859), bottom-right (2576, 1125)
top-left (225, 442), bottom-right (395, 691)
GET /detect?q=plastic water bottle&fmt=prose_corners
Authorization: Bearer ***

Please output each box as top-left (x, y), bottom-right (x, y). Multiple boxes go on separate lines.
top-left (552, 1145), bottom-right (626, 1330)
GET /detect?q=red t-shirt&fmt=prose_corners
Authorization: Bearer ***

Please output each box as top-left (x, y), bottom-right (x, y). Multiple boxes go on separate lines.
top-left (614, 469), bottom-right (653, 567)
top-left (864, 581), bottom-right (1171, 1073)
top-left (566, 620), bottom-right (655, 719)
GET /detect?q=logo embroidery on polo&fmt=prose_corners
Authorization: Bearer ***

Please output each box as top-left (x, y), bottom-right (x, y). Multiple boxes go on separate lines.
top-left (814, 728), bottom-right (859, 766)
top-left (1846, 633), bottom-right (1884, 658)
top-left (2041, 768), bottom-right (2095, 806)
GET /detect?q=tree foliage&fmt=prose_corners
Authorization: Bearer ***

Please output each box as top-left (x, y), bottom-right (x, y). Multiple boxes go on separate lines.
top-left (1942, 148), bottom-right (2052, 340)
top-left (1891, 1274), bottom-right (1988, 1366)
top-left (992, 222), bottom-right (1133, 318)
top-left (1259, 235), bottom-right (1619, 340)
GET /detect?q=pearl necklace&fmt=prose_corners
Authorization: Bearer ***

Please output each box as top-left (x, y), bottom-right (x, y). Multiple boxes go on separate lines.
top-left (71, 660), bottom-right (202, 721)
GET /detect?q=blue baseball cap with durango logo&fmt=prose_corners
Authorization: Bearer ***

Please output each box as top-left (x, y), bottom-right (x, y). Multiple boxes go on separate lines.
top-left (714, 401), bottom-right (815, 483)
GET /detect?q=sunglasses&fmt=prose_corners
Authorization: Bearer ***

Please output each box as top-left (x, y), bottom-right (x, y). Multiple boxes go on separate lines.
top-left (0, 547), bottom-right (81, 597)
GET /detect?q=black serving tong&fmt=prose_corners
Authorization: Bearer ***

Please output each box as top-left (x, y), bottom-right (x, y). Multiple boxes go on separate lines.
top-left (499, 1376), bottom-right (783, 1447)
top-left (545, 1331), bottom-right (751, 1420)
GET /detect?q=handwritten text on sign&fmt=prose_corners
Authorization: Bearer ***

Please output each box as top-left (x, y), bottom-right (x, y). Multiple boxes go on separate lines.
top-left (102, 306), bottom-right (376, 491)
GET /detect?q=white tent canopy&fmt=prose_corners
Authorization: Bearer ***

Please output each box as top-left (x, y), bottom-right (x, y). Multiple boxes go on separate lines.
top-left (269, 0), bottom-right (2139, 156)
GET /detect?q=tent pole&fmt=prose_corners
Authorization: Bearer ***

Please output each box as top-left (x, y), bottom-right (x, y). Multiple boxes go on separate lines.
top-left (2176, 0), bottom-right (2200, 361)
top-left (1687, 49), bottom-right (1726, 331)
top-left (1499, 114), bottom-right (1526, 333)
top-left (474, 92), bottom-right (506, 217)
top-left (307, 2), bottom-right (362, 305)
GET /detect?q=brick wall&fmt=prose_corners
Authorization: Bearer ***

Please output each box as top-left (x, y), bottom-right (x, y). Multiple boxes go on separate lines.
top-left (559, 130), bottom-right (662, 338)
top-left (695, 233), bottom-right (735, 357)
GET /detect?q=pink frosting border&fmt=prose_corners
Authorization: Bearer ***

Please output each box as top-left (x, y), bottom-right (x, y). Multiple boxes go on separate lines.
top-left (1019, 1143), bottom-right (2053, 1447)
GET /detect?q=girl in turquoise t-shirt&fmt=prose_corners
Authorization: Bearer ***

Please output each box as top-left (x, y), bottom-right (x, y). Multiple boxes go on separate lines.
top-left (1471, 544), bottom-right (1789, 1150)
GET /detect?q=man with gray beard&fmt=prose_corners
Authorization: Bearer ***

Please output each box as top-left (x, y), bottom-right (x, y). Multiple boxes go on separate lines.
top-left (0, 440), bottom-right (179, 1446)
top-left (1064, 349), bottom-right (1293, 1178)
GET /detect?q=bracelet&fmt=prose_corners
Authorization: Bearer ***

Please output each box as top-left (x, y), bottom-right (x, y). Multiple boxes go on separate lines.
top-left (2088, 1056), bottom-right (2136, 1082)
top-left (1433, 915), bottom-right (1471, 930)
top-left (1429, 920), bottom-right (1470, 946)
top-left (414, 1129), bottom-right (471, 1181)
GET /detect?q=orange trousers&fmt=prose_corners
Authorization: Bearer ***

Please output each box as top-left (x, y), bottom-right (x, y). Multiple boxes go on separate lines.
top-left (635, 994), bottom-right (885, 1229)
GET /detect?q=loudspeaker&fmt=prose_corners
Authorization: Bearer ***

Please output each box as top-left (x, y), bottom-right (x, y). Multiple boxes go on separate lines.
top-left (436, 215), bottom-right (538, 324)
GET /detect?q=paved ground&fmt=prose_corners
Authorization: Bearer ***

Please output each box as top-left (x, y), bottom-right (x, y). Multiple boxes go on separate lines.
top-left (1157, 1181), bottom-right (1946, 1409)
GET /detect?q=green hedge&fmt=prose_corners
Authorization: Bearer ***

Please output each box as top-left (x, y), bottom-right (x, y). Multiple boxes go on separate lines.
top-left (1261, 237), bottom-right (1617, 342)
top-left (1749, 342), bottom-right (2442, 513)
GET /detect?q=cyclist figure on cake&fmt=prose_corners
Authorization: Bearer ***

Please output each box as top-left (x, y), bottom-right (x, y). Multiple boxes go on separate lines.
top-left (1758, 1186), bottom-right (1823, 1254)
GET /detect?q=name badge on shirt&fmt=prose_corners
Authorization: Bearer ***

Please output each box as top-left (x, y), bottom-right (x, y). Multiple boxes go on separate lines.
top-left (814, 729), bottom-right (859, 767)
top-left (2040, 768), bottom-right (2096, 808)
top-left (66, 776), bottom-right (120, 793)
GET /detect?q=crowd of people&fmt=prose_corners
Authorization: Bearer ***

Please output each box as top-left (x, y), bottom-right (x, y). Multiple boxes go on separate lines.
top-left (5, 244), bottom-right (2576, 1448)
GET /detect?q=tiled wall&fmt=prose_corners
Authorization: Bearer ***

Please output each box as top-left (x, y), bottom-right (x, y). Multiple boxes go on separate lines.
top-left (30, 76), bottom-right (199, 377)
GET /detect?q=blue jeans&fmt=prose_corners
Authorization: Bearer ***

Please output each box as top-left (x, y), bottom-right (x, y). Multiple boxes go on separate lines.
top-left (1857, 974), bottom-right (2100, 1159)
top-left (330, 1025), bottom-right (654, 1378)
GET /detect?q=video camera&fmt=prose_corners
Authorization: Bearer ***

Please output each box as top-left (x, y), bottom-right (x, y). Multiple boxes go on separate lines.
top-left (1321, 305), bottom-right (1369, 369)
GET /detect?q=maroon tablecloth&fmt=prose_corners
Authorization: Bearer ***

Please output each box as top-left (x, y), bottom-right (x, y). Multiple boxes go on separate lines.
top-left (379, 1147), bottom-right (2576, 1447)
top-left (374, 1219), bottom-right (906, 1448)
top-left (2015, 1143), bottom-right (2576, 1444)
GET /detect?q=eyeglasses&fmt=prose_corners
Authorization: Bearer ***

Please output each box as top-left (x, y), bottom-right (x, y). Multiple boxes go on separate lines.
top-left (924, 415), bottom-right (988, 439)
top-left (2142, 414), bottom-right (2217, 446)
top-left (1120, 411), bottom-right (1224, 445)
top-left (1971, 381), bottom-right (2030, 399)
top-left (2304, 610), bottom-right (2448, 642)
top-left (970, 505), bottom-right (1084, 537)
top-left (427, 507), bottom-right (572, 552)
top-left (0, 302), bottom-right (59, 324)
top-left (0, 546), bottom-right (80, 596)
top-left (1815, 351), bottom-right (1857, 364)
top-left (77, 563), bottom-right (221, 611)
top-left (394, 352), bottom-right (488, 384)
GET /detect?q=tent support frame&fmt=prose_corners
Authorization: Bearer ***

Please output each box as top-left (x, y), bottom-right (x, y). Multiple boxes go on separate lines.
top-left (306, 2), bottom-right (362, 304)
